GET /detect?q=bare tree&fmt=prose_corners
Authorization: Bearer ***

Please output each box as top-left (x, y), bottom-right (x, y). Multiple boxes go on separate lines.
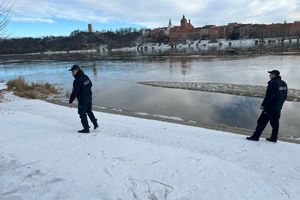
top-left (0, 0), bottom-right (11, 36)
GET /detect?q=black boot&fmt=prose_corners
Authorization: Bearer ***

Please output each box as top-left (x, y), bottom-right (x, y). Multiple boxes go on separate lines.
top-left (78, 129), bottom-right (90, 133)
top-left (246, 136), bottom-right (259, 141)
top-left (266, 137), bottom-right (277, 143)
top-left (93, 120), bottom-right (99, 130)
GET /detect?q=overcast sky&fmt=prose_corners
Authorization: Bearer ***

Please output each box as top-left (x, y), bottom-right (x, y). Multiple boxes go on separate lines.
top-left (6, 0), bottom-right (300, 37)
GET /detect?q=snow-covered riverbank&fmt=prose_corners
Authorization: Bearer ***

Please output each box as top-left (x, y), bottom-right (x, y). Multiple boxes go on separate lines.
top-left (1, 83), bottom-right (300, 200)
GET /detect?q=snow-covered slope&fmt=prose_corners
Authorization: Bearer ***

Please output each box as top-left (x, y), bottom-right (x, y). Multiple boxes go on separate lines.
top-left (0, 91), bottom-right (300, 200)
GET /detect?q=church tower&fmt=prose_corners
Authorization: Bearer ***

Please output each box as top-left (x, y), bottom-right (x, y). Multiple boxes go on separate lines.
top-left (168, 18), bottom-right (172, 28)
top-left (180, 15), bottom-right (188, 28)
top-left (88, 24), bottom-right (93, 32)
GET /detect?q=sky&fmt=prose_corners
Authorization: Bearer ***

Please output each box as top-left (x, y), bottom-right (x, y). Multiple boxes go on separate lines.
top-left (4, 0), bottom-right (300, 38)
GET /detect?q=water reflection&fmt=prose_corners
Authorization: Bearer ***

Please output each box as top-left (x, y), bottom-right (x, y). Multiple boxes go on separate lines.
top-left (180, 57), bottom-right (192, 81)
top-left (169, 59), bottom-right (173, 80)
top-left (92, 63), bottom-right (98, 78)
top-left (1, 56), bottom-right (300, 138)
top-left (93, 82), bottom-right (299, 137)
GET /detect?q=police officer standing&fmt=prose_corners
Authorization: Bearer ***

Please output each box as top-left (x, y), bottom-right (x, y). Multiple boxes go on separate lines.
top-left (247, 70), bottom-right (287, 142)
top-left (68, 65), bottom-right (98, 133)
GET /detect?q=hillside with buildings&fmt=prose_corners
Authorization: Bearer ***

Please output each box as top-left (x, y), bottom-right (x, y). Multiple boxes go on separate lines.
top-left (1, 15), bottom-right (300, 55)
top-left (145, 15), bottom-right (300, 43)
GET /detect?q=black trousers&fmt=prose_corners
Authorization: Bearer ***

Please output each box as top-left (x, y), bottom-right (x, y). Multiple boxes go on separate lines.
top-left (78, 98), bottom-right (97, 130)
top-left (253, 111), bottom-right (281, 139)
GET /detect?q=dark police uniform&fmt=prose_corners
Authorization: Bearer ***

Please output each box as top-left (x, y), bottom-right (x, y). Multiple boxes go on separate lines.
top-left (69, 69), bottom-right (97, 131)
top-left (252, 75), bottom-right (288, 141)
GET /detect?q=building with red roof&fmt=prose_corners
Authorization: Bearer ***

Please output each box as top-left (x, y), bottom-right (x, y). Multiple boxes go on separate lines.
top-left (144, 16), bottom-right (300, 43)
top-left (169, 15), bottom-right (197, 43)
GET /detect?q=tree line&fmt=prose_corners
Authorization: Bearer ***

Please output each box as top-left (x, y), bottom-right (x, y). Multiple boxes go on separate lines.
top-left (0, 29), bottom-right (141, 55)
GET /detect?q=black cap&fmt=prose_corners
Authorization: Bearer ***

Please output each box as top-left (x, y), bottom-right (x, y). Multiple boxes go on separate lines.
top-left (268, 70), bottom-right (280, 76)
top-left (69, 65), bottom-right (80, 71)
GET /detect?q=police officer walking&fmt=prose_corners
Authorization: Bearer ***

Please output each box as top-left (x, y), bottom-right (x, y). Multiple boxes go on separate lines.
top-left (247, 70), bottom-right (288, 142)
top-left (68, 65), bottom-right (99, 133)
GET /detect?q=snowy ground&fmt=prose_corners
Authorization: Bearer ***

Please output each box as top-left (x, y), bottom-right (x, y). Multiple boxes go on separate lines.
top-left (1, 84), bottom-right (300, 200)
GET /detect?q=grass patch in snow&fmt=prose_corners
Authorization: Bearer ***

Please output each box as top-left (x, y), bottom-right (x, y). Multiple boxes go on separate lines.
top-left (0, 83), bottom-right (5, 102)
top-left (7, 76), bottom-right (58, 99)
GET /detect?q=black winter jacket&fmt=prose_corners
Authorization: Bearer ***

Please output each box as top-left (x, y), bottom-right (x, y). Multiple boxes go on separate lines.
top-left (261, 76), bottom-right (287, 115)
top-left (69, 70), bottom-right (93, 104)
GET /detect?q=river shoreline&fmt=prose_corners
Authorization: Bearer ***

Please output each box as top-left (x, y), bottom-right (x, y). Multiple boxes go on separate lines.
top-left (1, 82), bottom-right (299, 143)
top-left (47, 97), bottom-right (300, 144)
top-left (1, 50), bottom-right (300, 64)
top-left (1, 53), bottom-right (300, 143)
